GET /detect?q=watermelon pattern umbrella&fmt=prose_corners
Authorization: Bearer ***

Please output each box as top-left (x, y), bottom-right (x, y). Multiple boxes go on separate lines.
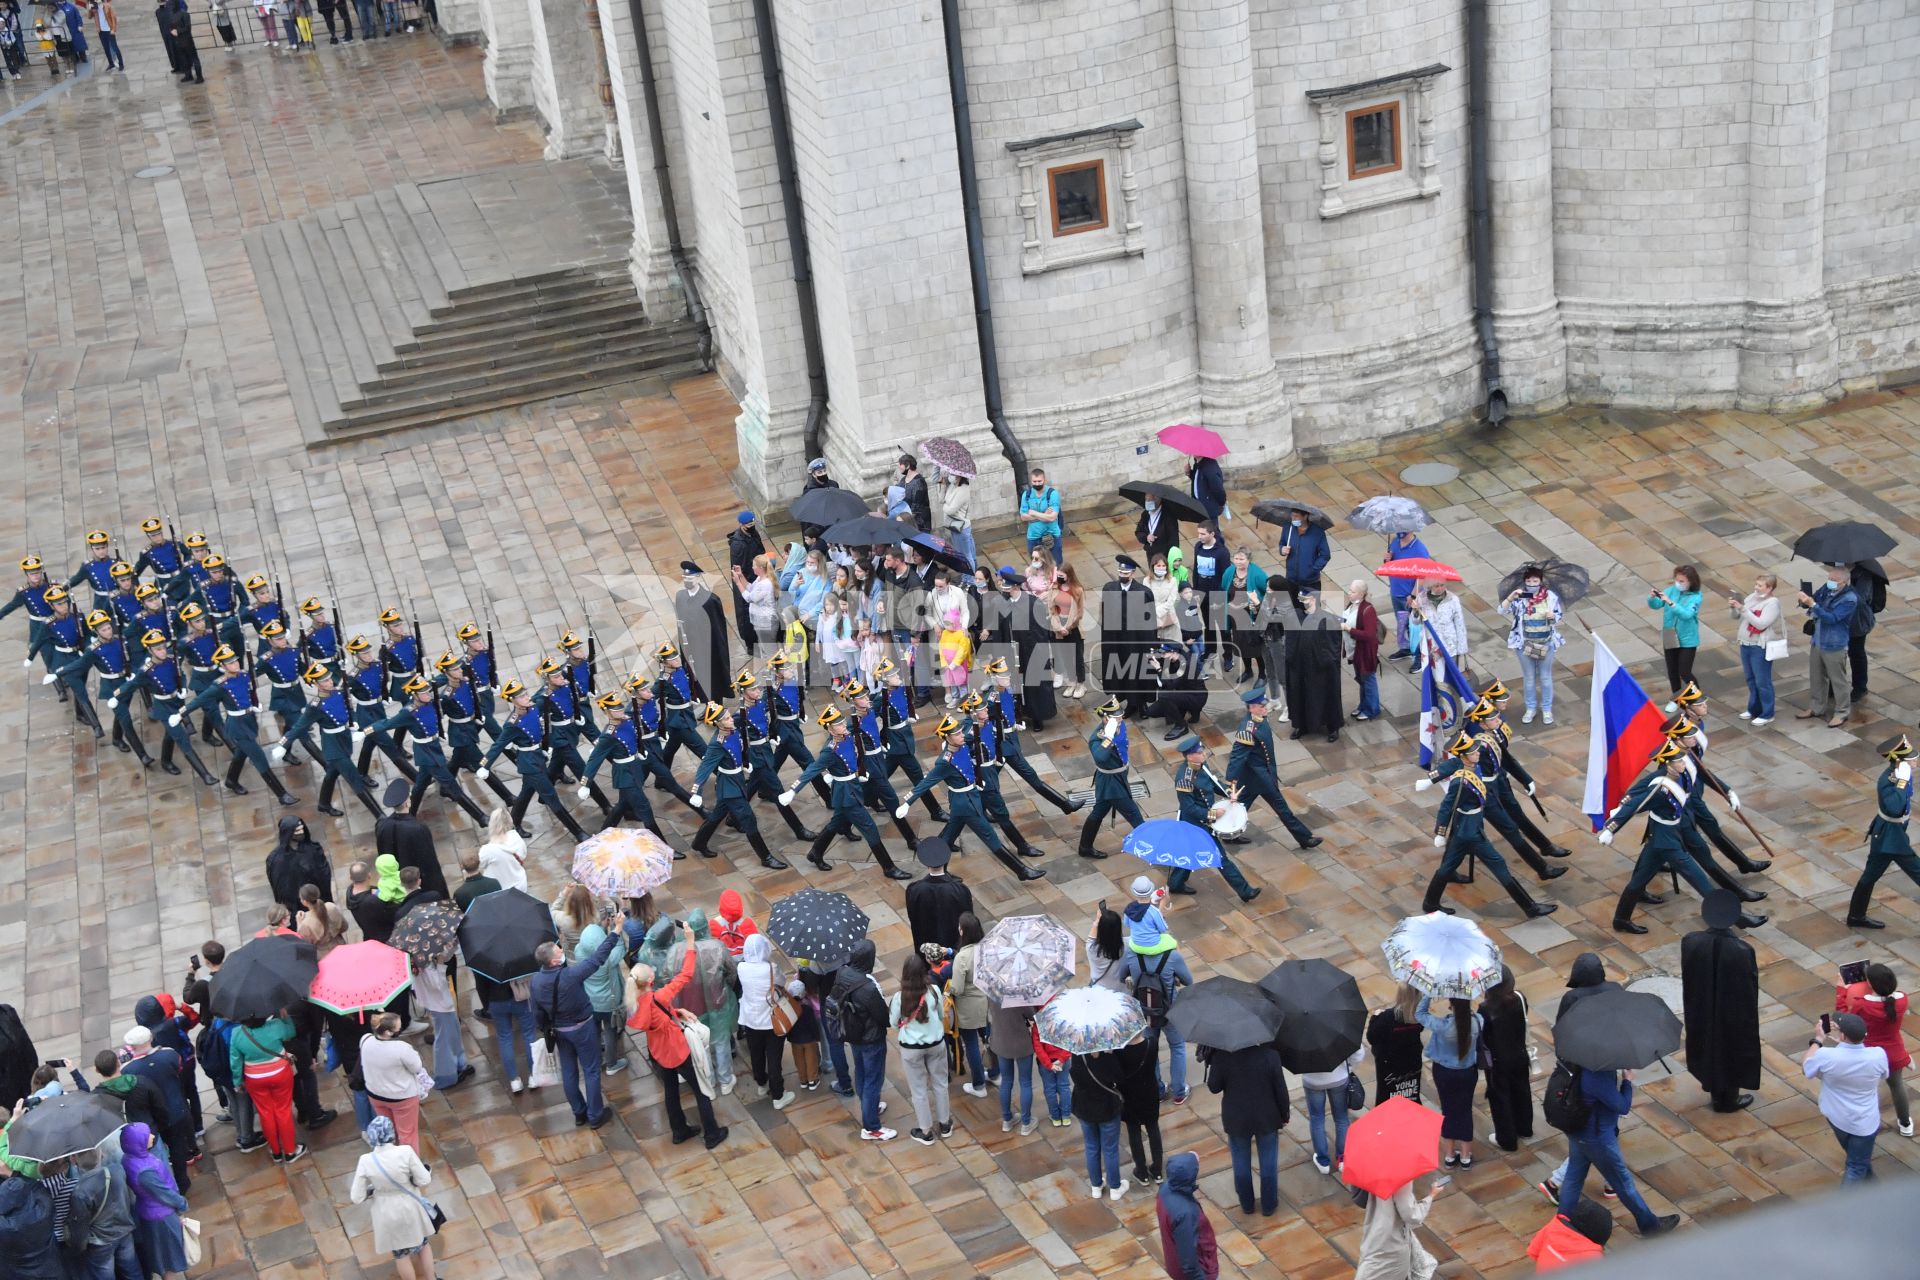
top-left (308, 940), bottom-right (413, 1015)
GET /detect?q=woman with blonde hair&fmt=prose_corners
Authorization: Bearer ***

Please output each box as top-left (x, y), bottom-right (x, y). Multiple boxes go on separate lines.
top-left (477, 807), bottom-right (529, 891)
top-left (551, 883), bottom-right (597, 955)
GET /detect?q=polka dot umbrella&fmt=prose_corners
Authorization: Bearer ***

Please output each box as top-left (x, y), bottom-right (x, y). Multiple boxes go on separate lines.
top-left (572, 828), bottom-right (675, 899)
top-left (765, 889), bottom-right (871, 969)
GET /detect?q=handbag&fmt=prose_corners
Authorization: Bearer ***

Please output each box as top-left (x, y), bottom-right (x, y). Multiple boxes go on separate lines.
top-left (1344, 1072), bottom-right (1366, 1113)
top-left (371, 1149), bottom-right (446, 1235)
top-left (767, 974), bottom-right (800, 1037)
top-left (526, 1040), bottom-right (561, 1089)
top-left (180, 1216), bottom-right (202, 1267)
top-left (1764, 637), bottom-right (1789, 662)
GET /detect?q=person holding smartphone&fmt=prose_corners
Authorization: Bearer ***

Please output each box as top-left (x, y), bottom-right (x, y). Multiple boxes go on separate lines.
top-left (1796, 563), bottom-right (1858, 726)
top-left (1804, 1012), bottom-right (1890, 1184)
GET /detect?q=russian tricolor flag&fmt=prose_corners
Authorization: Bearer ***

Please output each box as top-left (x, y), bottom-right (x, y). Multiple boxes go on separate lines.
top-left (1583, 635), bottom-right (1668, 830)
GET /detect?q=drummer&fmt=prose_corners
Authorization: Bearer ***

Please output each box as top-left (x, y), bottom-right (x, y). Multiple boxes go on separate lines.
top-left (1166, 737), bottom-right (1261, 903)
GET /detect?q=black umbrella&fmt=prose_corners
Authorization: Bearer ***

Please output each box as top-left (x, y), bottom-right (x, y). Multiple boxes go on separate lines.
top-left (3, 1092), bottom-right (126, 1161)
top-left (1165, 976), bottom-right (1284, 1052)
top-left (1257, 958), bottom-right (1367, 1073)
top-left (765, 889), bottom-right (870, 969)
top-left (790, 486), bottom-right (869, 529)
top-left (904, 530), bottom-right (974, 576)
top-left (1793, 521), bottom-right (1895, 565)
top-left (209, 934), bottom-right (319, 1021)
top-left (821, 514), bottom-right (919, 548)
top-left (1117, 481), bottom-right (1207, 524)
top-left (1496, 557), bottom-right (1593, 608)
top-left (1552, 987), bottom-right (1681, 1071)
top-left (1250, 498), bottom-right (1334, 530)
top-left (458, 887), bottom-right (560, 983)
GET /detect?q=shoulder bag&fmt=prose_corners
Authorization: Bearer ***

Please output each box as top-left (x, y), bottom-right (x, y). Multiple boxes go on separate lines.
top-left (370, 1149), bottom-right (446, 1234)
top-left (768, 973), bottom-right (800, 1037)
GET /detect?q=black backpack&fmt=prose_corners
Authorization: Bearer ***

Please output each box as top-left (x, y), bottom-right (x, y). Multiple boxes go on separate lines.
top-left (1542, 1060), bottom-right (1591, 1134)
top-left (1134, 953), bottom-right (1173, 1030)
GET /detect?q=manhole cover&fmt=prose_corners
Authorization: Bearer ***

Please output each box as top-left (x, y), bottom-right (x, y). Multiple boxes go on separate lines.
top-left (133, 165), bottom-right (175, 179)
top-left (1399, 462), bottom-right (1459, 487)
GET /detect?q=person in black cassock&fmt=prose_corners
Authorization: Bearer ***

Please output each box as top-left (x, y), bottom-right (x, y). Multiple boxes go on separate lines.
top-left (673, 561), bottom-right (731, 705)
top-left (1281, 588), bottom-right (1344, 741)
top-left (727, 512), bottom-right (767, 650)
top-left (1680, 889), bottom-right (1760, 1112)
top-left (1099, 556), bottom-right (1158, 718)
top-left (374, 778), bottom-right (448, 899)
top-left (0, 1004), bottom-right (36, 1114)
top-left (986, 569), bottom-right (1056, 729)
top-left (1146, 643), bottom-right (1205, 740)
top-left (264, 815), bottom-right (333, 920)
top-left (903, 838), bottom-right (973, 953)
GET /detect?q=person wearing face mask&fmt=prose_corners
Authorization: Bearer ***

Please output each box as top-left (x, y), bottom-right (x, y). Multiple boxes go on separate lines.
top-left (1272, 508), bottom-right (1331, 611)
top-left (1019, 468), bottom-right (1064, 565)
top-left (1383, 530), bottom-right (1430, 659)
top-left (1100, 557), bottom-right (1159, 719)
top-left (1646, 564), bottom-right (1703, 711)
top-left (1796, 563), bottom-right (1857, 727)
top-left (1186, 524), bottom-right (1229, 672)
top-left (1409, 581), bottom-right (1468, 678)
top-left (1135, 496), bottom-right (1180, 568)
top-left (1499, 566), bottom-right (1564, 724)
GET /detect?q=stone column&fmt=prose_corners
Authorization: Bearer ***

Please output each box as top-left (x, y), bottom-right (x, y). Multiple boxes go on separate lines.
top-left (1485, 0), bottom-right (1565, 412)
top-left (479, 0), bottom-right (536, 115)
top-left (1738, 0), bottom-right (1839, 408)
top-left (1171, 0), bottom-right (1289, 471)
top-left (525, 0), bottom-right (612, 159)
top-left (600, 0), bottom-right (682, 314)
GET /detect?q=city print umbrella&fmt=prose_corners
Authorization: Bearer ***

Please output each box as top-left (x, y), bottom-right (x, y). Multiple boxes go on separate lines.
top-left (1374, 556), bottom-right (1462, 583)
top-left (458, 888), bottom-right (559, 983)
top-left (572, 828), bottom-right (675, 899)
top-left (1251, 498), bottom-right (1334, 530)
top-left (1258, 958), bottom-right (1367, 1073)
top-left (2, 1091), bottom-right (126, 1162)
top-left (1157, 422), bottom-right (1229, 459)
top-left (765, 889), bottom-right (871, 969)
top-left (1382, 913), bottom-right (1503, 1000)
top-left (1342, 1096), bottom-right (1444, 1198)
top-left (308, 940), bottom-right (413, 1015)
top-left (1035, 986), bottom-right (1147, 1055)
top-left (975, 914), bottom-right (1077, 1006)
top-left (209, 934), bottom-right (319, 1021)
top-left (920, 436), bottom-right (979, 478)
top-left (389, 902), bottom-right (462, 965)
top-left (1122, 818), bottom-right (1221, 870)
top-left (1167, 976), bottom-right (1283, 1052)
top-left (1347, 495), bottom-right (1432, 534)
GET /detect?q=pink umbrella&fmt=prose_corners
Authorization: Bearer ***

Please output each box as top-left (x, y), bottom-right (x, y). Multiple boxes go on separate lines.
top-left (308, 941), bottom-right (412, 1015)
top-left (1374, 557), bottom-right (1462, 583)
top-left (1158, 423), bottom-right (1228, 459)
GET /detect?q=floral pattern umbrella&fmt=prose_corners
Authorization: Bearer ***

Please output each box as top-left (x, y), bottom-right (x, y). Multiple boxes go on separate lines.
top-left (389, 902), bottom-right (462, 965)
top-left (572, 828), bottom-right (676, 899)
top-left (975, 914), bottom-right (1076, 1006)
top-left (309, 940), bottom-right (413, 1015)
top-left (1036, 986), bottom-right (1147, 1055)
top-left (1382, 913), bottom-right (1503, 1000)
top-left (920, 436), bottom-right (979, 478)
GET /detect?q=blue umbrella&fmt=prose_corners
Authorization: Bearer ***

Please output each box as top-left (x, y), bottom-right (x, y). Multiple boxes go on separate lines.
top-left (1122, 819), bottom-right (1221, 870)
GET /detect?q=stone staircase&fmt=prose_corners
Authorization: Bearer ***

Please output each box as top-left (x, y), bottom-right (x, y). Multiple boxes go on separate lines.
top-left (246, 162), bottom-right (703, 442)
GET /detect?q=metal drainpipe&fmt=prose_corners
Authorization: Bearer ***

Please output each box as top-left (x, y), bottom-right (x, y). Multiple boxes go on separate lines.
top-left (749, 0), bottom-right (829, 465)
top-left (627, 0), bottom-right (712, 370)
top-left (1466, 0), bottom-right (1507, 425)
top-left (940, 0), bottom-right (1029, 504)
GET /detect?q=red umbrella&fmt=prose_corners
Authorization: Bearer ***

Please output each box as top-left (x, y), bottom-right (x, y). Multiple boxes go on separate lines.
top-left (308, 941), bottom-right (413, 1015)
top-left (1375, 557), bottom-right (1462, 583)
top-left (1157, 423), bottom-right (1228, 459)
top-left (1341, 1096), bottom-right (1443, 1198)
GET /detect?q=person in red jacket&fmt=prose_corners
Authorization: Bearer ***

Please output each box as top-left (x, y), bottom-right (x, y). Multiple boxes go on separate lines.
top-left (1526, 1197), bottom-right (1611, 1270)
top-left (1156, 1152), bottom-right (1217, 1279)
top-left (713, 889), bottom-right (758, 958)
top-left (625, 923), bottom-right (729, 1150)
top-left (1839, 963), bottom-right (1912, 1137)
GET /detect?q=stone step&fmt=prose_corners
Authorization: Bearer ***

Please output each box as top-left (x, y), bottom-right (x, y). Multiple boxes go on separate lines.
top-left (268, 219), bottom-right (376, 413)
top-left (440, 267), bottom-right (587, 306)
top-left (335, 198), bottom-right (433, 352)
top-left (369, 187), bottom-right (452, 314)
top-left (393, 180), bottom-right (472, 300)
top-left (338, 326), bottom-right (696, 410)
top-left (296, 212), bottom-right (390, 381)
top-left (408, 276), bottom-right (640, 335)
top-left (397, 293), bottom-right (650, 354)
top-left (374, 315), bottom-right (679, 383)
top-left (245, 225), bottom-right (343, 438)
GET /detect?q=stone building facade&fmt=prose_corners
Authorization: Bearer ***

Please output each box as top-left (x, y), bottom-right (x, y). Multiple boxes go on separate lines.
top-left (460, 0), bottom-right (1920, 517)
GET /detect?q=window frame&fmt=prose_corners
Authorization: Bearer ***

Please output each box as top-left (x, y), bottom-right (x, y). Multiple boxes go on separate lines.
top-left (1008, 121), bottom-right (1146, 276)
top-left (1305, 64), bottom-right (1449, 220)
top-left (1344, 102), bottom-right (1403, 181)
top-left (1046, 159), bottom-right (1110, 238)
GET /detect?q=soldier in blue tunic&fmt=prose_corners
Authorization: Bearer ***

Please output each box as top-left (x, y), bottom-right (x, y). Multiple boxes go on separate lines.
top-left (962, 693), bottom-right (1048, 878)
top-left (181, 532), bottom-right (215, 596)
top-left (535, 657), bottom-right (601, 792)
top-left (1421, 700), bottom-right (1561, 883)
top-left (238, 574), bottom-right (284, 654)
top-left (369, 675), bottom-right (490, 825)
top-left (1224, 686), bottom-right (1321, 851)
top-left (130, 583), bottom-right (173, 648)
top-left (29, 587), bottom-right (105, 738)
top-left (457, 622), bottom-right (500, 733)
top-left (1598, 739), bottom-right (1761, 934)
top-left (1, 556), bottom-right (61, 693)
top-left (298, 598), bottom-right (340, 680)
top-left (274, 663), bottom-right (385, 819)
top-left (1166, 736), bottom-right (1260, 902)
top-left (53, 610), bottom-right (149, 763)
top-left (1477, 679), bottom-right (1574, 863)
top-left (174, 603), bottom-right (224, 746)
top-left (764, 651), bottom-right (829, 805)
top-left (1848, 734), bottom-right (1920, 929)
top-left (577, 692), bottom-right (676, 841)
top-left (1661, 713), bottom-right (1768, 903)
top-left (558, 630), bottom-right (600, 744)
top-left (783, 706), bottom-right (911, 877)
top-left (345, 636), bottom-right (419, 784)
top-left (733, 668), bottom-right (818, 840)
top-left (376, 608), bottom-right (420, 701)
top-left (876, 659), bottom-right (945, 821)
top-left (985, 658), bottom-right (1081, 815)
top-left (254, 621), bottom-right (310, 765)
top-left (67, 529), bottom-right (117, 609)
top-left (132, 518), bottom-right (194, 604)
top-left (478, 680), bottom-right (590, 841)
top-left (194, 555), bottom-right (242, 648)
top-left (433, 651), bottom-right (516, 809)
top-left (1075, 696), bottom-right (1146, 860)
top-left (897, 715), bottom-right (1040, 882)
top-left (1420, 731), bottom-right (1557, 920)
top-left (102, 561), bottom-right (142, 635)
top-left (686, 701), bottom-right (791, 871)
top-left (120, 631), bottom-right (219, 784)
top-left (651, 643), bottom-right (708, 768)
top-left (842, 682), bottom-right (923, 856)
top-left (624, 675), bottom-right (702, 814)
top-left (175, 644), bottom-right (298, 803)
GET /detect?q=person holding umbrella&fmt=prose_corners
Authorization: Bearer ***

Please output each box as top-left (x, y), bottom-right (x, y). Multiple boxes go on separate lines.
top-left (1554, 1059), bottom-right (1679, 1235)
top-left (1353, 1170), bottom-right (1440, 1280)
top-left (1681, 890), bottom-right (1761, 1112)
top-left (1202, 1037), bottom-right (1289, 1216)
top-left (1270, 505), bottom-right (1330, 611)
top-left (1848, 733), bottom-right (1920, 930)
top-left (1796, 562), bottom-right (1859, 726)
top-left (1134, 491), bottom-right (1181, 569)
top-left (1498, 564), bottom-right (1565, 724)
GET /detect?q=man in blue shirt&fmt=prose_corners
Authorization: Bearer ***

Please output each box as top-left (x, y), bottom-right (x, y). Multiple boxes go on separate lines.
top-left (530, 921), bottom-right (626, 1129)
top-left (1271, 508), bottom-right (1330, 612)
top-left (1554, 1065), bottom-right (1678, 1236)
top-left (1384, 530), bottom-right (1429, 658)
top-left (1803, 1011), bottom-right (1889, 1183)
top-left (1018, 468), bottom-right (1063, 566)
top-left (1186, 523), bottom-right (1229, 670)
top-left (1796, 562), bottom-right (1856, 726)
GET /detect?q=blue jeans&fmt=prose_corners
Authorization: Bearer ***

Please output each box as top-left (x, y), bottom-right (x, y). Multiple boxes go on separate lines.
top-left (1040, 1061), bottom-right (1071, 1120)
top-left (1229, 1129), bottom-right (1280, 1214)
top-left (959, 1027), bottom-right (994, 1085)
top-left (79, 1235), bottom-right (140, 1279)
top-left (354, 0), bottom-right (374, 32)
top-left (488, 998), bottom-right (537, 1082)
top-left (1154, 1025), bottom-right (1188, 1100)
top-left (428, 1008), bottom-right (467, 1088)
top-left (1740, 644), bottom-right (1775, 719)
top-left (949, 527), bottom-right (976, 570)
top-left (554, 1020), bottom-right (606, 1123)
top-left (1558, 1129), bottom-right (1659, 1231)
top-left (1306, 1084), bottom-right (1350, 1166)
top-left (826, 1029), bottom-right (854, 1094)
top-left (1518, 650), bottom-right (1553, 714)
top-left (851, 1041), bottom-right (888, 1132)
top-left (1831, 1122), bottom-right (1877, 1183)
top-left (999, 1054), bottom-right (1034, 1124)
top-left (1080, 1117), bottom-right (1123, 1189)
top-left (97, 31), bottom-right (121, 67)
top-left (1355, 671), bottom-right (1381, 718)
top-left (382, 0), bottom-right (398, 30)
top-left (348, 1087), bottom-right (374, 1131)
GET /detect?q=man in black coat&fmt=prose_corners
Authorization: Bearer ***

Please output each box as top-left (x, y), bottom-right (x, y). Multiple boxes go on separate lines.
top-left (1099, 556), bottom-right (1158, 718)
top-left (673, 562), bottom-right (731, 704)
top-left (1539, 951), bottom-right (1624, 1199)
top-left (727, 512), bottom-right (767, 650)
top-left (903, 838), bottom-right (972, 952)
top-left (164, 0), bottom-right (201, 82)
top-left (1186, 456), bottom-right (1226, 524)
top-left (1134, 499), bottom-right (1180, 569)
top-left (898, 454), bottom-right (932, 532)
top-left (1681, 890), bottom-right (1760, 1112)
top-left (374, 779), bottom-right (447, 899)
top-left (264, 815), bottom-right (333, 920)
top-left (1202, 1041), bottom-right (1289, 1215)
top-left (802, 457), bottom-right (838, 491)
top-left (344, 860), bottom-right (398, 945)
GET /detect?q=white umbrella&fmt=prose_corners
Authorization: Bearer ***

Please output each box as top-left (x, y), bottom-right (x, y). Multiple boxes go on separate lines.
top-left (975, 914), bottom-right (1076, 1006)
top-left (1035, 986), bottom-right (1148, 1054)
top-left (1381, 913), bottom-right (1503, 1000)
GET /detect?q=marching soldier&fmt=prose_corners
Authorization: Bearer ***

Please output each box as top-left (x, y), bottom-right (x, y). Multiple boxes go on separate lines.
top-left (369, 675), bottom-right (490, 825)
top-left (174, 644), bottom-right (299, 804)
top-left (1662, 715), bottom-right (1768, 904)
top-left (626, 675), bottom-right (702, 814)
top-left (1223, 687), bottom-right (1321, 851)
top-left (1479, 680), bottom-right (1573, 862)
top-left (1423, 700), bottom-right (1562, 882)
top-left (1597, 740), bottom-right (1762, 934)
top-left (102, 562), bottom-right (141, 635)
top-left (478, 681), bottom-right (590, 841)
top-left (254, 622), bottom-right (310, 765)
top-left (1419, 732), bottom-right (1558, 919)
top-left (456, 622), bottom-right (500, 734)
top-left (131, 584), bottom-right (173, 647)
top-left (577, 693), bottom-right (673, 840)
top-left (175, 603), bottom-right (224, 746)
top-left (783, 706), bottom-right (910, 876)
top-left (67, 529), bottom-right (118, 608)
top-left (1670, 684), bottom-right (1773, 877)
top-left (686, 701), bottom-right (791, 870)
top-left (376, 609), bottom-right (420, 701)
top-left (29, 588), bottom-right (104, 738)
top-left (274, 664), bottom-right (384, 819)
top-left (298, 598), bottom-right (341, 680)
top-left (132, 518), bottom-right (194, 604)
top-left (534, 657), bottom-right (601, 792)
top-left (1848, 734), bottom-right (1920, 930)
top-left (876, 660), bottom-right (945, 821)
top-left (986, 657), bottom-right (1081, 814)
top-left (120, 632), bottom-right (219, 785)
top-left (345, 637), bottom-right (418, 783)
top-left (182, 533), bottom-right (215, 597)
top-left (765, 651), bottom-right (828, 804)
top-left (652, 643), bottom-right (708, 768)
top-left (2, 556), bottom-right (61, 690)
top-left (844, 682), bottom-right (923, 856)
top-left (435, 652), bottom-right (515, 808)
top-left (194, 556), bottom-right (242, 648)
top-left (961, 693), bottom-right (1048, 879)
top-left (897, 715), bottom-right (1038, 882)
top-left (559, 630), bottom-right (600, 743)
top-left (1076, 696), bottom-right (1147, 860)
top-left (733, 668), bottom-right (818, 842)
top-left (53, 611), bottom-right (149, 763)
top-left (1167, 736), bottom-right (1260, 902)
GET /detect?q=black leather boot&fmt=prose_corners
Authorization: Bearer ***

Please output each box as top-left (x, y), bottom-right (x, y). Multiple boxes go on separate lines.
top-left (1501, 875), bottom-right (1558, 918)
top-left (1420, 868), bottom-right (1453, 915)
top-left (748, 830), bottom-right (790, 872)
top-left (1611, 887), bottom-right (1647, 935)
top-left (261, 769), bottom-right (298, 806)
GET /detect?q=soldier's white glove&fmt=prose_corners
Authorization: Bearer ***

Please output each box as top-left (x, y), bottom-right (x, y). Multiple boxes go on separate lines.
top-left (40, 673), bottom-right (55, 685)
top-left (106, 697), bottom-right (118, 710)
top-left (351, 731), bottom-right (365, 751)
top-left (777, 790), bottom-right (794, 807)
top-left (1897, 762), bottom-right (1913, 784)
top-left (1597, 829), bottom-right (1614, 846)
top-left (475, 766), bottom-right (490, 781)
top-left (1432, 835), bottom-right (1445, 849)
top-left (1526, 781), bottom-right (1537, 797)
top-left (894, 803), bottom-right (909, 820)
top-left (270, 744), bottom-right (286, 763)
top-left (687, 791), bottom-right (703, 808)
top-left (1414, 778), bottom-right (1432, 793)
top-left (575, 786), bottom-right (589, 800)
top-left (1726, 790), bottom-right (1740, 813)
top-left (168, 714), bottom-right (182, 727)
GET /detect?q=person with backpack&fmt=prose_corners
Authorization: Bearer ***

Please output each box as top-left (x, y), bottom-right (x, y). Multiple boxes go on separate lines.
top-left (1121, 926), bottom-right (1195, 1104)
top-left (829, 940), bottom-right (893, 1141)
top-left (1019, 468), bottom-right (1064, 566)
top-left (1848, 561), bottom-right (1885, 703)
top-left (57, 1147), bottom-right (139, 1279)
top-left (1552, 1063), bottom-right (1679, 1236)
top-left (1537, 953), bottom-right (1619, 1202)
top-left (624, 924), bottom-right (729, 1150)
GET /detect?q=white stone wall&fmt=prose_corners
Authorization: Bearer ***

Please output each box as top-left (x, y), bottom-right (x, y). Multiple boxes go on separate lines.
top-left (601, 0), bottom-right (696, 315)
top-left (480, 0), bottom-right (536, 113)
top-left (523, 0), bottom-right (610, 159)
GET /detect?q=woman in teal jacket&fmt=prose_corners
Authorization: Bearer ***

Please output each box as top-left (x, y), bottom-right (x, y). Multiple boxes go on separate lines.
top-left (1222, 549), bottom-right (1270, 685)
top-left (576, 922), bottom-right (630, 1075)
top-left (1646, 564), bottom-right (1703, 708)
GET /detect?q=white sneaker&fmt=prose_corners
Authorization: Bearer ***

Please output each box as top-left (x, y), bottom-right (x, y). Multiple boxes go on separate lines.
top-left (509, 1078), bottom-right (524, 1094)
top-left (1019, 1119), bottom-right (1038, 1136)
top-left (1521, 709), bottom-right (1535, 724)
top-left (771, 1092), bottom-right (793, 1111)
top-left (1751, 717), bottom-right (1772, 727)
top-left (962, 1084), bottom-right (987, 1098)
top-left (1542, 710), bottom-right (1554, 725)
top-left (720, 1080), bottom-right (735, 1096)
top-left (861, 1127), bottom-right (896, 1142)
top-left (1663, 701), bottom-right (1678, 713)
top-left (1002, 1118), bottom-right (1013, 1133)
top-left (1109, 1180), bottom-right (1129, 1200)
top-left (1053, 674), bottom-right (1066, 687)
top-left (1313, 1155), bottom-right (1330, 1174)
top-left (1738, 710), bottom-right (1751, 719)
top-left (1901, 1119), bottom-right (1914, 1138)
top-left (1089, 1182), bottom-right (1103, 1199)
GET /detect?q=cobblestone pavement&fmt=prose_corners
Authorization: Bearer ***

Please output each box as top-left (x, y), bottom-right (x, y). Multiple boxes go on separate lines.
top-left (4, 21), bottom-right (1920, 1280)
